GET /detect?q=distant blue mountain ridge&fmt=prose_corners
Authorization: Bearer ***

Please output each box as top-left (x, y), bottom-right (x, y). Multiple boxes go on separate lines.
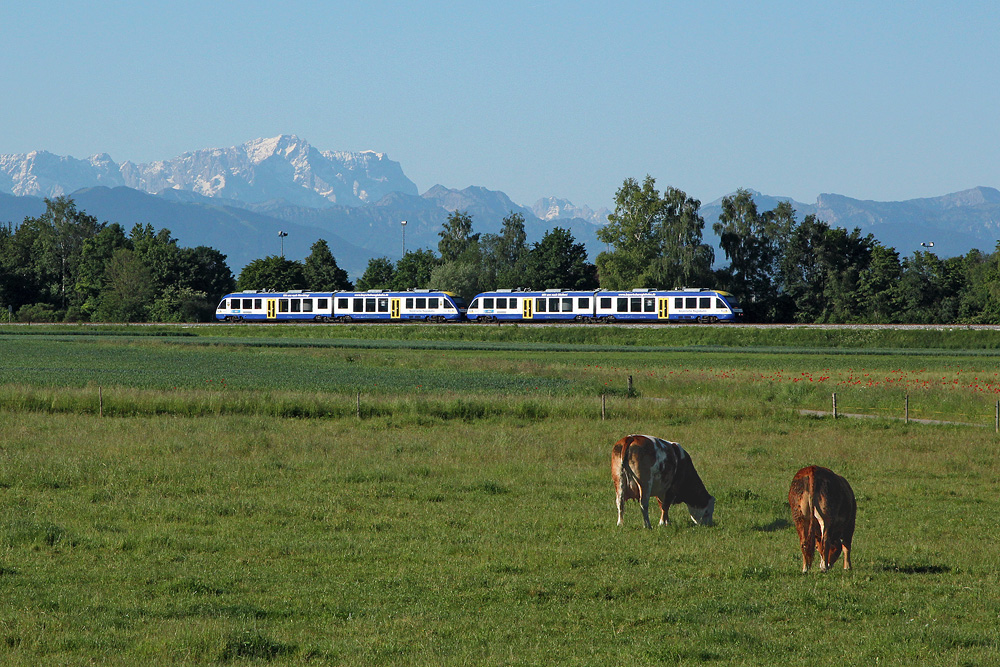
top-left (2, 136), bottom-right (999, 276)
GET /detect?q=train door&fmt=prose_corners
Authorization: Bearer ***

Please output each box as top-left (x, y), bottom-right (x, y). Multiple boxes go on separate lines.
top-left (266, 299), bottom-right (277, 319)
top-left (522, 297), bottom-right (533, 319)
top-left (657, 297), bottom-right (669, 320)
top-left (390, 298), bottom-right (401, 319)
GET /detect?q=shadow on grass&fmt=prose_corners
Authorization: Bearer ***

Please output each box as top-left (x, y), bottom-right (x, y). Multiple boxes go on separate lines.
top-left (877, 561), bottom-right (952, 575)
top-left (752, 518), bottom-right (792, 532)
top-left (220, 630), bottom-right (296, 663)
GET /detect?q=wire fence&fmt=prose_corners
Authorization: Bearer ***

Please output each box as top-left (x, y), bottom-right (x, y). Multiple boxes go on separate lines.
top-left (803, 392), bottom-right (1000, 431)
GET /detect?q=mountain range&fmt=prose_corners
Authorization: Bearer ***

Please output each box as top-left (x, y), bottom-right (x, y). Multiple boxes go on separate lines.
top-left (2, 135), bottom-right (999, 278)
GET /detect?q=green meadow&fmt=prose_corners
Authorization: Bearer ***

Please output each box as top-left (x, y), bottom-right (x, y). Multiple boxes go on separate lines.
top-left (1, 324), bottom-right (999, 665)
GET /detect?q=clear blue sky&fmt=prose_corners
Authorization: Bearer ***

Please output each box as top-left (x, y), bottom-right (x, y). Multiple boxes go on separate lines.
top-left (2, 1), bottom-right (998, 210)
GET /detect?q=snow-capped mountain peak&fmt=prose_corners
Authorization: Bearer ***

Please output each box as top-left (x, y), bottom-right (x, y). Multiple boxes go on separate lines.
top-left (0, 136), bottom-right (418, 208)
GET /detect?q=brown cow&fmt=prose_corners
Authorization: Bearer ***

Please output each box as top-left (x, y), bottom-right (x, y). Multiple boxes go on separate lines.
top-left (788, 465), bottom-right (856, 572)
top-left (612, 434), bottom-right (715, 529)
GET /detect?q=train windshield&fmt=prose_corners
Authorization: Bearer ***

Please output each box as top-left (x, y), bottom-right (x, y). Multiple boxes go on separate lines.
top-left (450, 296), bottom-right (468, 310)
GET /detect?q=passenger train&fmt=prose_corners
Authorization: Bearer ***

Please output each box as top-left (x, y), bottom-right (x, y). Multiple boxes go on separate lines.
top-left (215, 288), bottom-right (742, 323)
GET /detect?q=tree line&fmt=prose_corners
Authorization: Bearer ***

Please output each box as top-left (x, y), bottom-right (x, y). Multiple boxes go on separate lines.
top-left (5, 182), bottom-right (1000, 323)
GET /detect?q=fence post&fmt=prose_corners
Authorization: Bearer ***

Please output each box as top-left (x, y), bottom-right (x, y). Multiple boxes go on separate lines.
top-left (99, 386), bottom-right (103, 418)
top-left (601, 394), bottom-right (606, 421)
top-left (905, 394), bottom-right (909, 424)
top-left (356, 391), bottom-right (361, 419)
top-left (832, 392), bottom-right (837, 419)
top-left (627, 375), bottom-right (634, 398)
top-left (995, 401), bottom-right (998, 434)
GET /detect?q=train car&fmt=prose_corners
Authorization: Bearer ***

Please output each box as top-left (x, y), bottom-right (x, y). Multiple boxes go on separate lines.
top-left (215, 290), bottom-right (336, 322)
top-left (594, 288), bottom-right (742, 323)
top-left (332, 289), bottom-right (466, 322)
top-left (466, 289), bottom-right (596, 322)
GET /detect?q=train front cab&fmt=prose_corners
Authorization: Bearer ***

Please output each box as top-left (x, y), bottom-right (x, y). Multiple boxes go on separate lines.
top-left (216, 291), bottom-right (335, 322)
top-left (467, 290), bottom-right (531, 322)
top-left (666, 290), bottom-right (741, 323)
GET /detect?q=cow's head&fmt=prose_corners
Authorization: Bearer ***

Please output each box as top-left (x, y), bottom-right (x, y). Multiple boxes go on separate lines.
top-left (688, 496), bottom-right (715, 526)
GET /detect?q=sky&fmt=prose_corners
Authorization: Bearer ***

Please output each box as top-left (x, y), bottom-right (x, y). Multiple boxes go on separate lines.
top-left (2, 1), bottom-right (998, 210)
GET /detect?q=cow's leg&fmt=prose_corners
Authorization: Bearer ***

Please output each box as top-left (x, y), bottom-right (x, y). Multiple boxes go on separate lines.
top-left (841, 539), bottom-right (852, 570)
top-left (792, 514), bottom-right (815, 573)
top-left (638, 482), bottom-right (653, 529)
top-left (656, 497), bottom-right (670, 526)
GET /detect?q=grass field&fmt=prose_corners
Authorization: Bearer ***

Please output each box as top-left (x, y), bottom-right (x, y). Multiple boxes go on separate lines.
top-left (1, 324), bottom-right (999, 665)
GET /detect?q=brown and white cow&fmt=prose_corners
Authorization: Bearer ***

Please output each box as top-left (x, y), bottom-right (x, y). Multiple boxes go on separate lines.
top-left (612, 434), bottom-right (715, 529)
top-left (788, 465), bottom-right (856, 573)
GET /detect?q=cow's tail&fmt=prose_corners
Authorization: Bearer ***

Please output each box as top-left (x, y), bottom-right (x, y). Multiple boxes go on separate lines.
top-left (619, 436), bottom-right (640, 493)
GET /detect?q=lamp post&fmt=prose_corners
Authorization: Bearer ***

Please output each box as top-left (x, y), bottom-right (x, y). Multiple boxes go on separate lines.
top-left (400, 220), bottom-right (407, 257)
top-left (920, 242), bottom-right (934, 251)
top-left (278, 231), bottom-right (288, 257)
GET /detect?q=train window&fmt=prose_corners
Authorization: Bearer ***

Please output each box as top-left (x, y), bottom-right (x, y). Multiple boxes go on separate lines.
top-left (509, 298), bottom-right (518, 309)
top-left (240, 299), bottom-right (251, 309)
top-left (716, 298), bottom-right (726, 309)
top-left (406, 298), bottom-right (414, 308)
top-left (353, 299), bottom-right (363, 313)
top-left (700, 297), bottom-right (711, 309)
top-left (469, 298), bottom-right (478, 309)
top-left (378, 298), bottom-right (388, 312)
top-left (317, 298), bottom-right (328, 310)
top-left (644, 297), bottom-right (655, 312)
top-left (675, 297), bottom-right (683, 309)
top-left (562, 297), bottom-right (572, 311)
top-left (630, 297), bottom-right (641, 312)
top-left (254, 299), bottom-right (262, 309)
top-left (535, 298), bottom-right (547, 313)
top-left (429, 298), bottom-right (439, 309)
top-left (278, 299), bottom-right (289, 313)
top-left (496, 297), bottom-right (506, 309)
top-left (549, 298), bottom-right (561, 312)
top-left (578, 297), bottom-right (590, 309)
top-left (617, 298), bottom-right (628, 312)
top-left (484, 297), bottom-right (494, 309)
top-left (303, 299), bottom-right (314, 312)
top-left (365, 298), bottom-right (376, 312)
top-left (338, 298), bottom-right (349, 310)
top-left (290, 300), bottom-right (301, 313)
top-left (416, 298), bottom-right (427, 309)
top-left (600, 297), bottom-right (612, 309)
top-left (685, 297), bottom-right (697, 309)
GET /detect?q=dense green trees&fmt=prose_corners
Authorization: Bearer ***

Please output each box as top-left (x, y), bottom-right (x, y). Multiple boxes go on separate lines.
top-left (0, 197), bottom-right (235, 322)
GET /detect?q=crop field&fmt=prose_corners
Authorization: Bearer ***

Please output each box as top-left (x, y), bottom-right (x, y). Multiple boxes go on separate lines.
top-left (1, 324), bottom-right (999, 665)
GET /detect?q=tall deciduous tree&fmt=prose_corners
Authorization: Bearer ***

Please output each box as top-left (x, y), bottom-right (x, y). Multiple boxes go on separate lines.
top-left (355, 257), bottom-right (395, 291)
top-left (480, 212), bottom-right (529, 288)
top-left (236, 256), bottom-right (306, 292)
top-left (95, 248), bottom-right (154, 322)
top-left (303, 239), bottom-right (353, 291)
top-left (523, 227), bottom-right (597, 290)
top-left (597, 176), bottom-right (712, 289)
top-left (714, 189), bottom-right (792, 320)
top-left (437, 211), bottom-right (480, 263)
top-left (391, 249), bottom-right (440, 290)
